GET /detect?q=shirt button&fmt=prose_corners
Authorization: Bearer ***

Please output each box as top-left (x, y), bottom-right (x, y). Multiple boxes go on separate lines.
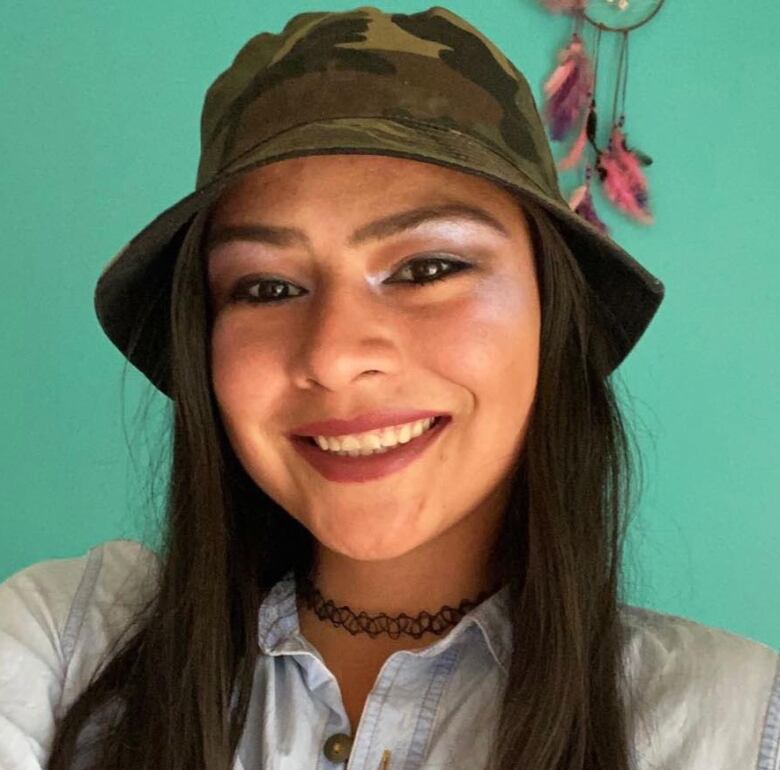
top-left (323, 732), bottom-right (353, 763)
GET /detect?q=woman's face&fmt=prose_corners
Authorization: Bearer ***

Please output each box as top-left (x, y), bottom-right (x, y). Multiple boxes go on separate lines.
top-left (205, 154), bottom-right (540, 561)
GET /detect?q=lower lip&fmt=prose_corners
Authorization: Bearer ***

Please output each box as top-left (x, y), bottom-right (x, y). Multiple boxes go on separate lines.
top-left (290, 416), bottom-right (451, 483)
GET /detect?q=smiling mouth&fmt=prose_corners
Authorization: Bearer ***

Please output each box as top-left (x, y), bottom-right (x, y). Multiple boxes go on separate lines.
top-left (301, 415), bottom-right (445, 453)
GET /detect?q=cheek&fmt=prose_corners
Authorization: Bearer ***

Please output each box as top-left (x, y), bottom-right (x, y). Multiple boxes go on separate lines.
top-left (210, 314), bottom-right (284, 422)
top-left (422, 277), bottom-right (540, 403)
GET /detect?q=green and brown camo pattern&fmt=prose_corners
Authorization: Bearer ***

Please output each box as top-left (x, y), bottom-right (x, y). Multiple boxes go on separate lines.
top-left (196, 5), bottom-right (560, 198)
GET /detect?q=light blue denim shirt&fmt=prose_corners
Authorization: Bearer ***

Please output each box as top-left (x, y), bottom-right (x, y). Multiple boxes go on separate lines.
top-left (1, 539), bottom-right (779, 770)
top-left (239, 566), bottom-right (512, 769)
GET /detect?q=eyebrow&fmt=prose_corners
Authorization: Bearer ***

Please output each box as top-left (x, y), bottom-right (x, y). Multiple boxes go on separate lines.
top-left (205, 202), bottom-right (511, 256)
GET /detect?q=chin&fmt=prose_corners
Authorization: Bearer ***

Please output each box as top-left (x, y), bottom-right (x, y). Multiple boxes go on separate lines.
top-left (317, 528), bottom-right (423, 562)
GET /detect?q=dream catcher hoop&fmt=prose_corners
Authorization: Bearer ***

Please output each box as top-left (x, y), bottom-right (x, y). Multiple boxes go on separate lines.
top-left (539, 0), bottom-right (667, 234)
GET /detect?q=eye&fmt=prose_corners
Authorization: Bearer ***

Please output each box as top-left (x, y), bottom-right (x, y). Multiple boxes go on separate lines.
top-left (387, 255), bottom-right (473, 288)
top-left (229, 275), bottom-right (304, 304)
top-left (228, 255), bottom-right (472, 305)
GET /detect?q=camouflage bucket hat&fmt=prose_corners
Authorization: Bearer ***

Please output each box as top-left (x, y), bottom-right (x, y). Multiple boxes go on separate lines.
top-left (94, 4), bottom-right (665, 398)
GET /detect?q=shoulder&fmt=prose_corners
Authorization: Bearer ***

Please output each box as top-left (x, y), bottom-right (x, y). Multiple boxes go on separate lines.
top-left (0, 539), bottom-right (160, 767)
top-left (619, 603), bottom-right (778, 687)
top-left (0, 538), bottom-right (160, 651)
top-left (619, 603), bottom-right (780, 769)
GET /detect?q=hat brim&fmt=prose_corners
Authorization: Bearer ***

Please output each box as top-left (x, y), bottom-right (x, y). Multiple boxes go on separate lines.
top-left (94, 116), bottom-right (664, 398)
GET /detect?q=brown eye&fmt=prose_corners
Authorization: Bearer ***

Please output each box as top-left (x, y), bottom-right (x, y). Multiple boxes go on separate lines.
top-left (388, 255), bottom-right (472, 287)
top-left (230, 276), bottom-right (304, 304)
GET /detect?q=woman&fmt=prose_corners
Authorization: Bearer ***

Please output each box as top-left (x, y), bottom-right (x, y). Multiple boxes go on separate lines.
top-left (1, 6), bottom-right (777, 770)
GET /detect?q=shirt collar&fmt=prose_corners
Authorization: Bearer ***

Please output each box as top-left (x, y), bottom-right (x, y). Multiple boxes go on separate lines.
top-left (257, 570), bottom-right (512, 675)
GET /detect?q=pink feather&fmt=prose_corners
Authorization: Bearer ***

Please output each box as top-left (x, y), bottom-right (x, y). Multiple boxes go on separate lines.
top-left (544, 58), bottom-right (575, 95)
top-left (569, 183), bottom-right (587, 209)
top-left (609, 125), bottom-right (648, 193)
top-left (543, 34), bottom-right (594, 141)
top-left (539, 0), bottom-right (588, 13)
top-left (598, 153), bottom-right (653, 224)
top-left (568, 182), bottom-right (609, 234)
top-left (557, 109), bottom-right (589, 171)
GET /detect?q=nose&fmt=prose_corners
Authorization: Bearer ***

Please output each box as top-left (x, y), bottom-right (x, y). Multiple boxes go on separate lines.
top-left (290, 280), bottom-right (403, 391)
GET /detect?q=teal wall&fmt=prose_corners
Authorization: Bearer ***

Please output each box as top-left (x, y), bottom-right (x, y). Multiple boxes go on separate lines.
top-left (2, 1), bottom-right (778, 649)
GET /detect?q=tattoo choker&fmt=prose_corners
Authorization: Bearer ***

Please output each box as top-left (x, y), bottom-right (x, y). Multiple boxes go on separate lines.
top-left (295, 572), bottom-right (494, 639)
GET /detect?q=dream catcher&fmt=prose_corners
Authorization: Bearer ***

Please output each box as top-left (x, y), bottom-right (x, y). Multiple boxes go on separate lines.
top-left (539, 0), bottom-right (666, 234)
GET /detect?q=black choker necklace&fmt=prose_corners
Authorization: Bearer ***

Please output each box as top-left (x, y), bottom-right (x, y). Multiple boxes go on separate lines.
top-left (295, 572), bottom-right (494, 640)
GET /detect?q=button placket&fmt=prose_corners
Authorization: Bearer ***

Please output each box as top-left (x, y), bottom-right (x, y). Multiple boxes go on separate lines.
top-left (341, 654), bottom-right (406, 769)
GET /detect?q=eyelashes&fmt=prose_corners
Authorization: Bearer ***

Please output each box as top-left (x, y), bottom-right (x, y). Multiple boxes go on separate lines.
top-left (228, 255), bottom-right (474, 305)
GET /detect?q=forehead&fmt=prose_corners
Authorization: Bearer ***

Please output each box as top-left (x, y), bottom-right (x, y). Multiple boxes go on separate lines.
top-left (207, 153), bottom-right (526, 223)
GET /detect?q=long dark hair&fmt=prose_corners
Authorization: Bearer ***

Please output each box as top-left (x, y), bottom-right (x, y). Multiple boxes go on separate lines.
top-left (47, 178), bottom-right (645, 770)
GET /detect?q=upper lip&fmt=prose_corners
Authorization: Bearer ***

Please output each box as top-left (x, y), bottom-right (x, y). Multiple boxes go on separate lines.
top-left (289, 409), bottom-right (449, 437)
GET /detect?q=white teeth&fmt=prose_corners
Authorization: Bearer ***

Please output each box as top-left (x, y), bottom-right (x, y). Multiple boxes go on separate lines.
top-left (312, 416), bottom-right (437, 455)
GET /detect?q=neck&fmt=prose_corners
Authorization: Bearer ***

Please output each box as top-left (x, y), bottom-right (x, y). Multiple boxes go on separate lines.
top-left (302, 492), bottom-right (509, 629)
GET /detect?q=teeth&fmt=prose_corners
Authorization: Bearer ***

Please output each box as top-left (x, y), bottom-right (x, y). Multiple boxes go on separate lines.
top-left (312, 417), bottom-right (437, 455)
